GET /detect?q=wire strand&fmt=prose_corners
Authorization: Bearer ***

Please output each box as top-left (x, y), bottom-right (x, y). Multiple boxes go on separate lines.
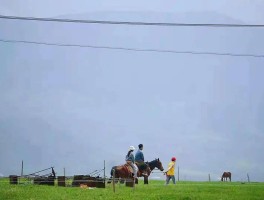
top-left (0, 39), bottom-right (263, 58)
top-left (1, 15), bottom-right (264, 28)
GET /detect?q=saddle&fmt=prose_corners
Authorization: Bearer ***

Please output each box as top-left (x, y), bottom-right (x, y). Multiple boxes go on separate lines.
top-left (124, 164), bottom-right (134, 177)
top-left (135, 161), bottom-right (147, 170)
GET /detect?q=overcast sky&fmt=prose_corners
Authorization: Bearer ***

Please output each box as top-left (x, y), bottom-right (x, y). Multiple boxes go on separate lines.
top-left (1, 0), bottom-right (264, 23)
top-left (0, 1), bottom-right (264, 182)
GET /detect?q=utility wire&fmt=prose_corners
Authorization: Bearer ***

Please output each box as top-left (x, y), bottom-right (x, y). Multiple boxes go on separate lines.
top-left (1, 39), bottom-right (263, 58)
top-left (1, 15), bottom-right (264, 28)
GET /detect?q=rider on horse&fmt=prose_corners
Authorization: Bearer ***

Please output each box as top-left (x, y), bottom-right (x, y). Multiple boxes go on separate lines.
top-left (125, 146), bottom-right (138, 178)
top-left (135, 144), bottom-right (148, 176)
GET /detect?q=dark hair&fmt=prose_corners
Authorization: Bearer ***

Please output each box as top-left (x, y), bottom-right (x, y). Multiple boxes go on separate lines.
top-left (138, 144), bottom-right (143, 148)
top-left (126, 150), bottom-right (133, 158)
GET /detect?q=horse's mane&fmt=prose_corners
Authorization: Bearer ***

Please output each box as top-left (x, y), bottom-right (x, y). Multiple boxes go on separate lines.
top-left (146, 158), bottom-right (158, 164)
top-left (147, 158), bottom-right (159, 164)
top-left (146, 158), bottom-right (160, 170)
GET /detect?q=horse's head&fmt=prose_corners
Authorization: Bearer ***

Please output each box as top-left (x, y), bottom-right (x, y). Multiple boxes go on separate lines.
top-left (155, 158), bottom-right (164, 171)
top-left (147, 158), bottom-right (164, 171)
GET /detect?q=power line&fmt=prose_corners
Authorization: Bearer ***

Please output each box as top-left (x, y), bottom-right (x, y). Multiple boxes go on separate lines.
top-left (1, 15), bottom-right (264, 28)
top-left (1, 39), bottom-right (263, 58)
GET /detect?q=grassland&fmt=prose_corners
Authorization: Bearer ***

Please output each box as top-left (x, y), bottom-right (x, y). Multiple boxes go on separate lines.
top-left (0, 178), bottom-right (264, 200)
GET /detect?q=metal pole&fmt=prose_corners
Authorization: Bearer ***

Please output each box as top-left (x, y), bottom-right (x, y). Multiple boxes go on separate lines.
top-left (21, 160), bottom-right (24, 177)
top-left (104, 160), bottom-right (106, 184)
top-left (64, 168), bottom-right (65, 177)
top-left (208, 174), bottom-right (211, 182)
top-left (178, 166), bottom-right (179, 181)
top-left (27, 167), bottom-right (54, 176)
top-left (247, 173), bottom-right (250, 183)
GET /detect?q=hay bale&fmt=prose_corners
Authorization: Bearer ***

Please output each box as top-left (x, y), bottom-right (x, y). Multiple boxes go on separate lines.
top-left (125, 178), bottom-right (134, 187)
top-left (72, 175), bottom-right (84, 187)
top-left (9, 175), bottom-right (18, 185)
top-left (83, 176), bottom-right (96, 187)
top-left (96, 178), bottom-right (105, 188)
top-left (58, 176), bottom-right (66, 187)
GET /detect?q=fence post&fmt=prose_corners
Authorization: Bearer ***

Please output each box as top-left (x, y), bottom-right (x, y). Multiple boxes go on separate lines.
top-left (112, 169), bottom-right (115, 193)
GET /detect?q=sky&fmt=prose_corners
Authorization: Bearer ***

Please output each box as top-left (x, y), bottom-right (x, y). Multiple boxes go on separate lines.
top-left (0, 0), bottom-right (264, 23)
top-left (0, 1), bottom-right (264, 182)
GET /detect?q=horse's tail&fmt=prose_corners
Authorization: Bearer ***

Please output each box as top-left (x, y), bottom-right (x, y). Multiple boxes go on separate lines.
top-left (110, 166), bottom-right (116, 177)
top-left (107, 166), bottom-right (115, 183)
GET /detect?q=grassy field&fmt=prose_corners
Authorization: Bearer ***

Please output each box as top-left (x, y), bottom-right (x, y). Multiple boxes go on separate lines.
top-left (0, 178), bottom-right (264, 200)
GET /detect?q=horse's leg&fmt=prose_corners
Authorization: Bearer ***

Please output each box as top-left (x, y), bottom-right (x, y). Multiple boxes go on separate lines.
top-left (115, 177), bottom-right (120, 183)
top-left (120, 173), bottom-right (126, 184)
top-left (114, 171), bottom-right (118, 184)
top-left (119, 170), bottom-right (127, 184)
top-left (120, 178), bottom-right (125, 184)
top-left (144, 176), bottom-right (148, 184)
top-left (107, 176), bottom-right (112, 184)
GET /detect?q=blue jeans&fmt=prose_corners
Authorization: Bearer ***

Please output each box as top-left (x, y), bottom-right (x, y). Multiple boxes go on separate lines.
top-left (166, 175), bottom-right (176, 185)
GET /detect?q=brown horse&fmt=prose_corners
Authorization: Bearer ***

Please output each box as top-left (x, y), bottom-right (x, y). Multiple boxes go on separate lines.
top-left (108, 158), bottom-right (164, 184)
top-left (221, 172), bottom-right (231, 181)
top-left (108, 163), bottom-right (137, 184)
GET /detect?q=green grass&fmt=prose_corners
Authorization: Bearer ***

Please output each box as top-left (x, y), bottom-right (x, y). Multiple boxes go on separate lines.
top-left (0, 178), bottom-right (264, 200)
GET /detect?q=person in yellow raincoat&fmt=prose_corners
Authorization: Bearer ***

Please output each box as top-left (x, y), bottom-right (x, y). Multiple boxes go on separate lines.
top-left (164, 157), bottom-right (176, 185)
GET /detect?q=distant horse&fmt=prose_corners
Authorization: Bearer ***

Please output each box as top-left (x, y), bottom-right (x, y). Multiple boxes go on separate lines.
top-left (221, 172), bottom-right (231, 182)
top-left (108, 158), bottom-right (164, 184)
